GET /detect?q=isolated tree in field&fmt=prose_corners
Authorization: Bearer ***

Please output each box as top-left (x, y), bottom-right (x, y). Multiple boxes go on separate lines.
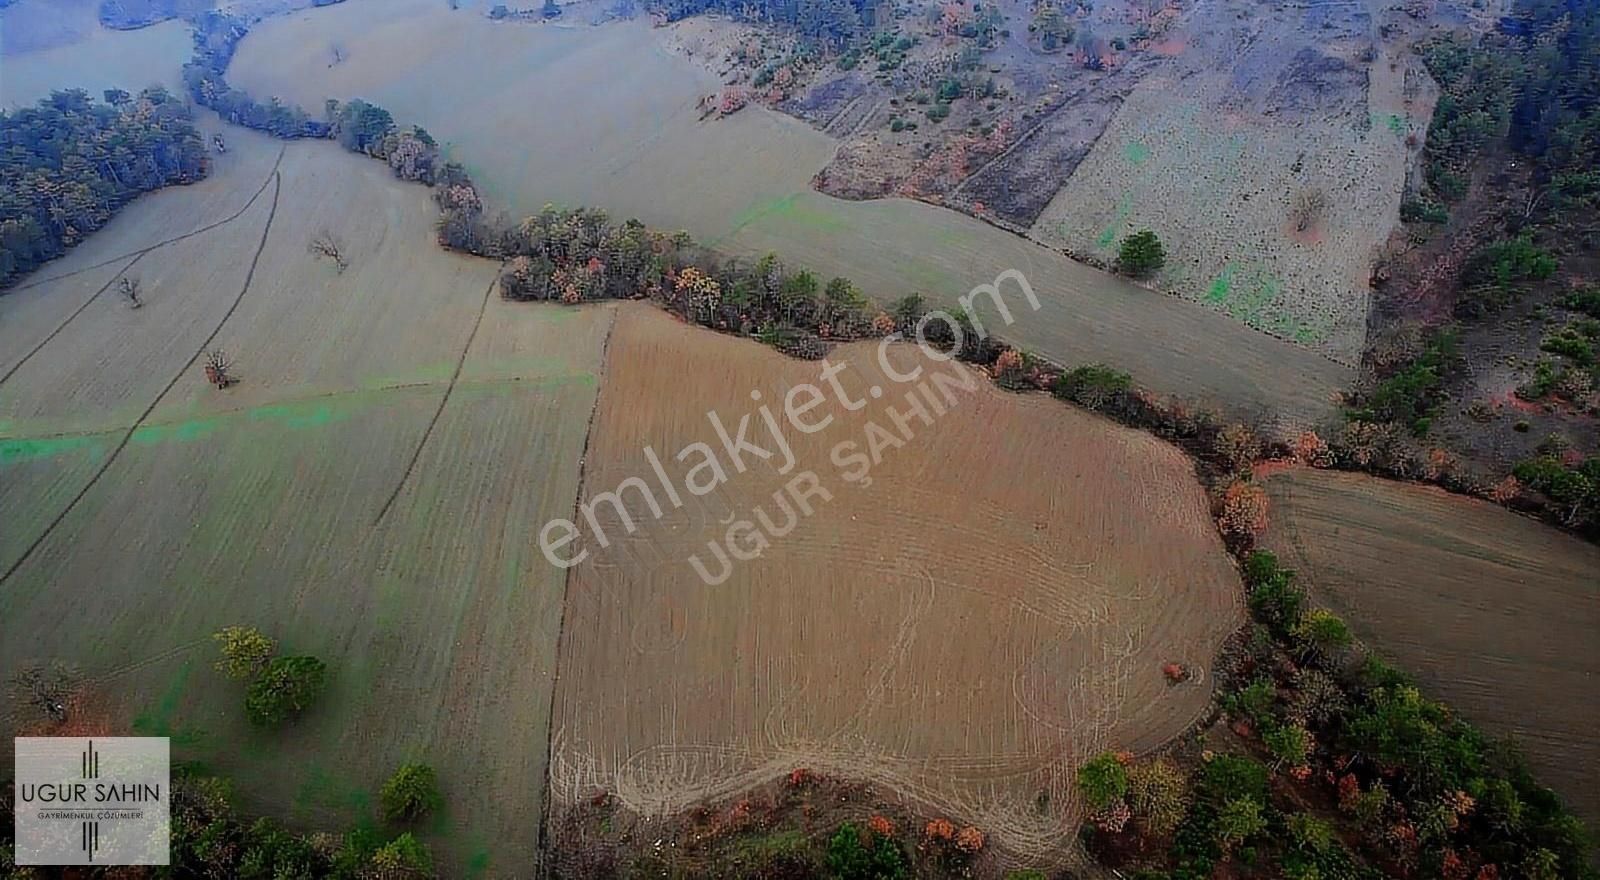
top-left (9, 661), bottom-right (77, 724)
top-left (118, 275), bottom-right (142, 308)
top-left (1291, 187), bottom-right (1329, 234)
top-left (212, 625), bottom-right (275, 680)
top-left (245, 656), bottom-right (327, 726)
top-left (203, 349), bottom-right (235, 388)
top-left (381, 763), bottom-right (443, 822)
top-left (310, 229), bottom-right (348, 272)
top-left (1116, 229), bottom-right (1165, 277)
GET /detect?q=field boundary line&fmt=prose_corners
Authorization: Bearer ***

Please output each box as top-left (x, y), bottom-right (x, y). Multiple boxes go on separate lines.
top-left (0, 171), bottom-right (283, 588)
top-left (5, 146), bottom-right (287, 295)
top-left (370, 266), bottom-right (504, 525)
top-left (535, 304), bottom-right (618, 878)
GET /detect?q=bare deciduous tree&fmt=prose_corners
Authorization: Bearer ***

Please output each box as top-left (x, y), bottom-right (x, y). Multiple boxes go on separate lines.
top-left (119, 275), bottom-right (142, 308)
top-left (204, 349), bottom-right (236, 389)
top-left (310, 229), bottom-right (349, 272)
top-left (1291, 187), bottom-right (1329, 233)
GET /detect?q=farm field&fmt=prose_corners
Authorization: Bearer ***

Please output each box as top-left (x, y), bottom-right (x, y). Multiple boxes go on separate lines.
top-left (1028, 0), bottom-right (1439, 365)
top-left (1257, 468), bottom-right (1600, 826)
top-left (0, 0), bottom-right (191, 106)
top-left (547, 304), bottom-right (1244, 862)
top-left (0, 127), bottom-right (612, 874)
top-left (227, 0), bottom-right (1352, 429)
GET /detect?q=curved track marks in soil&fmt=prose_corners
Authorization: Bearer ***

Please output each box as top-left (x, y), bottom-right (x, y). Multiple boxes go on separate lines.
top-left (370, 266), bottom-right (504, 526)
top-left (0, 171), bottom-right (284, 588)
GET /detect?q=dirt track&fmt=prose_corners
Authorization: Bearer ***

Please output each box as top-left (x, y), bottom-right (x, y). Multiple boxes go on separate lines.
top-left (547, 304), bottom-right (1244, 861)
top-left (1259, 468), bottom-right (1600, 826)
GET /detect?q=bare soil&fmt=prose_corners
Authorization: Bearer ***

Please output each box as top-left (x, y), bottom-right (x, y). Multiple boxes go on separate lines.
top-left (547, 303), bottom-right (1244, 864)
top-left (1258, 466), bottom-right (1600, 827)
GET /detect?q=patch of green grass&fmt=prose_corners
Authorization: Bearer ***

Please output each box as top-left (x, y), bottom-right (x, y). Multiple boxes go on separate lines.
top-left (0, 434), bottom-right (108, 465)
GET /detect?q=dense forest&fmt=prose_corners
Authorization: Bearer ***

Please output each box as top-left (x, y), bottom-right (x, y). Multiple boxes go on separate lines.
top-left (1423, 0), bottom-right (1599, 214)
top-left (0, 88), bottom-right (208, 287)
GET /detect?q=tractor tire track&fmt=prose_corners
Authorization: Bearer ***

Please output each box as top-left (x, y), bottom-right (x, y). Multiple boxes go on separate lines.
top-left (371, 266), bottom-right (504, 525)
top-left (0, 172), bottom-right (283, 589)
top-left (0, 253), bottom-right (144, 388)
top-left (0, 147), bottom-right (287, 393)
top-left (536, 306), bottom-right (617, 875)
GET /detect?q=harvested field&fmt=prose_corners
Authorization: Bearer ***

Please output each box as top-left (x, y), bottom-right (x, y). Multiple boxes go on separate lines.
top-left (227, 0), bottom-right (1353, 429)
top-left (1258, 467), bottom-right (1600, 826)
top-left (0, 1), bottom-right (190, 106)
top-left (0, 130), bottom-right (611, 875)
top-left (547, 304), bottom-right (1244, 861)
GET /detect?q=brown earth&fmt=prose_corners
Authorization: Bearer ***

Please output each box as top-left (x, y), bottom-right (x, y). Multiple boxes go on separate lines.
top-left (1257, 466), bottom-right (1600, 826)
top-left (547, 303), bottom-right (1244, 863)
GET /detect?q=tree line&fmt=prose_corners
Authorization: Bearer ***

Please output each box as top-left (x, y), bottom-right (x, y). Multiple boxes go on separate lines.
top-left (0, 87), bottom-right (208, 287)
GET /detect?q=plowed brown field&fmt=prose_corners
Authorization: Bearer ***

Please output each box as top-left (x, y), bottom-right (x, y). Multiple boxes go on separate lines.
top-left (1259, 468), bottom-right (1600, 825)
top-left (548, 304), bottom-right (1243, 860)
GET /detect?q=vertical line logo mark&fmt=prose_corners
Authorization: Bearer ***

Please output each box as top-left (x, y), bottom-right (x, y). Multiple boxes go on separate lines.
top-left (82, 740), bottom-right (100, 779)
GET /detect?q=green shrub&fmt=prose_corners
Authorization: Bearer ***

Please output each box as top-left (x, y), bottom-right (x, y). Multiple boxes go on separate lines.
top-left (1227, 677), bottom-right (1277, 726)
top-left (825, 822), bottom-right (908, 880)
top-left (1076, 752), bottom-right (1129, 811)
top-left (1349, 327), bottom-right (1459, 435)
top-left (1051, 364), bottom-right (1132, 409)
top-left (1244, 553), bottom-right (1305, 636)
top-left (370, 832), bottom-right (431, 873)
top-left (1197, 755), bottom-right (1268, 805)
top-left (1116, 229), bottom-right (1166, 277)
top-left (1540, 320), bottom-right (1599, 366)
top-left (1214, 797), bottom-right (1265, 851)
top-left (1291, 608), bottom-right (1353, 662)
top-left (1563, 285), bottom-right (1600, 318)
top-left (1457, 236), bottom-right (1558, 318)
top-left (381, 763), bottom-right (442, 823)
top-left (926, 102), bottom-right (951, 122)
top-left (1400, 198), bottom-right (1449, 223)
top-left (212, 626), bottom-right (275, 680)
top-left (1263, 723), bottom-right (1310, 767)
top-left (244, 656), bottom-right (327, 726)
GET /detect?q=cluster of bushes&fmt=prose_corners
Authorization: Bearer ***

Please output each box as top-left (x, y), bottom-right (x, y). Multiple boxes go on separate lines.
top-left (1512, 454), bottom-right (1600, 530)
top-left (1347, 327), bottom-right (1460, 435)
top-left (1081, 551), bottom-right (1594, 879)
top-left (0, 88), bottom-right (208, 286)
top-left (212, 625), bottom-right (327, 727)
top-left (1454, 235), bottom-right (1558, 318)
